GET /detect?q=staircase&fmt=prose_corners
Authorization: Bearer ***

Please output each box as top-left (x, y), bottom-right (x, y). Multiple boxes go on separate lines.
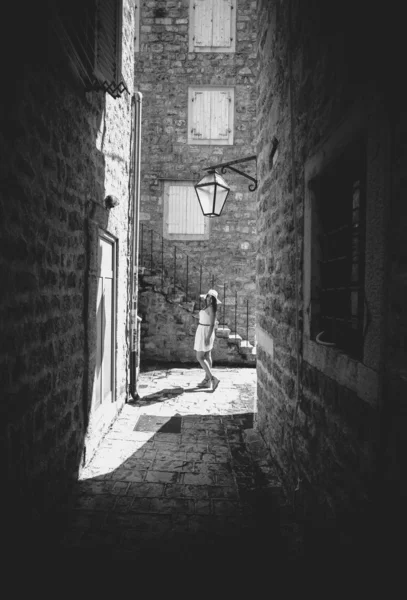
top-left (137, 228), bottom-right (256, 366)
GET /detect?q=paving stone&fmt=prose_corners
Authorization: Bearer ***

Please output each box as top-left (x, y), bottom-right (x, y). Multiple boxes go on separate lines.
top-left (183, 472), bottom-right (216, 486)
top-left (163, 483), bottom-right (187, 498)
top-left (149, 498), bottom-right (193, 514)
top-left (126, 497), bottom-right (152, 513)
top-left (207, 485), bottom-right (239, 500)
top-left (111, 469), bottom-right (146, 483)
top-left (113, 495), bottom-right (140, 513)
top-left (145, 470), bottom-right (182, 484)
top-left (152, 459), bottom-right (195, 472)
top-left (182, 485), bottom-right (210, 499)
top-left (194, 500), bottom-right (212, 515)
top-left (127, 482), bottom-right (165, 497)
top-left (213, 499), bottom-right (242, 517)
top-left (154, 449), bottom-right (187, 461)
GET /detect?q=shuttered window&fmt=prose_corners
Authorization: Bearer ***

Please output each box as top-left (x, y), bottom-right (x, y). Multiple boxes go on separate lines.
top-left (164, 182), bottom-right (209, 240)
top-left (189, 0), bottom-right (236, 53)
top-left (51, 0), bottom-right (128, 99)
top-left (188, 86), bottom-right (234, 145)
top-left (94, 0), bottom-right (127, 97)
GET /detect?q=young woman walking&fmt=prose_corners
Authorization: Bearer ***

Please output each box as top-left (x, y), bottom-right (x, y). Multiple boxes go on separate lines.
top-left (194, 289), bottom-right (221, 391)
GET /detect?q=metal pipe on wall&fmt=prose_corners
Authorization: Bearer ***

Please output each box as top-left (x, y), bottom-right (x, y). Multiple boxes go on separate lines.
top-left (129, 92), bottom-right (142, 400)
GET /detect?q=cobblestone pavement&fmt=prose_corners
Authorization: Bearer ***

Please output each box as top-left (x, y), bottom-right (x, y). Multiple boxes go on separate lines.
top-left (49, 365), bottom-right (305, 569)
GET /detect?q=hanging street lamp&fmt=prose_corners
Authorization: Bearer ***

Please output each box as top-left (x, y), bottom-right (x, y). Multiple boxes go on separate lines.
top-left (194, 154), bottom-right (258, 217)
top-left (194, 169), bottom-right (231, 217)
top-left (194, 140), bottom-right (279, 217)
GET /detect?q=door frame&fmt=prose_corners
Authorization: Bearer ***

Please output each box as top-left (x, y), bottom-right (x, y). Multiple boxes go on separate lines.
top-left (97, 228), bottom-right (118, 407)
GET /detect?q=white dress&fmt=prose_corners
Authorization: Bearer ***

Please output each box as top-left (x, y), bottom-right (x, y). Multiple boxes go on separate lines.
top-left (194, 309), bottom-right (215, 352)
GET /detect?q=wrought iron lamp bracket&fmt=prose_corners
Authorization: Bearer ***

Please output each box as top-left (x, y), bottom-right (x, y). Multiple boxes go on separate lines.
top-left (204, 155), bottom-right (257, 192)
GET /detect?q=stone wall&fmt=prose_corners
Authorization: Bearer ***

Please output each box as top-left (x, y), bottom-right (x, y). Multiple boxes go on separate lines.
top-left (138, 272), bottom-right (255, 366)
top-left (256, 0), bottom-right (403, 532)
top-left (135, 0), bottom-right (258, 350)
top-left (0, 0), bottom-right (136, 526)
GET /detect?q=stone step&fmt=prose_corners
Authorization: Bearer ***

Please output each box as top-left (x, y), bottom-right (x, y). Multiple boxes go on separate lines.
top-left (228, 333), bottom-right (242, 346)
top-left (239, 340), bottom-right (254, 354)
top-left (216, 326), bottom-right (231, 338)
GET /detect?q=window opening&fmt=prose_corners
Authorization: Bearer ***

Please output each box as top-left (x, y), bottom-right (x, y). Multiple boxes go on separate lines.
top-left (311, 138), bottom-right (366, 358)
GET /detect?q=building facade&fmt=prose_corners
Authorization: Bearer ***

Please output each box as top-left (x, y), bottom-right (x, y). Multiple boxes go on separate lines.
top-left (134, 0), bottom-right (258, 360)
top-left (256, 0), bottom-right (406, 540)
top-left (1, 0), bottom-right (138, 531)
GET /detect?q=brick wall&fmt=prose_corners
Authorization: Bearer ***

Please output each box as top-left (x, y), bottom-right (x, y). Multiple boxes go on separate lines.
top-left (256, 0), bottom-right (404, 535)
top-left (135, 0), bottom-right (257, 347)
top-left (0, 0), bottom-right (136, 526)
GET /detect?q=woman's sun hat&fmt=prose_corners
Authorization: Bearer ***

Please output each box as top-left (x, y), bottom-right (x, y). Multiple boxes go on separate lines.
top-left (200, 289), bottom-right (222, 304)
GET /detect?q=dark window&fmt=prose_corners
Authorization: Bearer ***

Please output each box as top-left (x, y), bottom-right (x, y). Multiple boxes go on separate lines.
top-left (310, 137), bottom-right (366, 359)
top-left (52, 0), bottom-right (128, 99)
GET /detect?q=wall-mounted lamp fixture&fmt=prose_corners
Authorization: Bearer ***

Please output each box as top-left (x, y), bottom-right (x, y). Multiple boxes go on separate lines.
top-left (194, 155), bottom-right (257, 217)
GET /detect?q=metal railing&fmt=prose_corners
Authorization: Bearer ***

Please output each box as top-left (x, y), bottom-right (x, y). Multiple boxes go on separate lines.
top-left (139, 224), bottom-right (256, 344)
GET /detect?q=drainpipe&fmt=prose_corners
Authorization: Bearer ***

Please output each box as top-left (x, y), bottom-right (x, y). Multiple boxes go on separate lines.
top-left (129, 92), bottom-right (142, 400)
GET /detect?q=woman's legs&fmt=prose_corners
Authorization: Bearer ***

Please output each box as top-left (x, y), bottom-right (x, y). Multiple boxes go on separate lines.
top-left (196, 350), bottom-right (220, 391)
top-left (197, 351), bottom-right (212, 386)
top-left (196, 351), bottom-right (213, 381)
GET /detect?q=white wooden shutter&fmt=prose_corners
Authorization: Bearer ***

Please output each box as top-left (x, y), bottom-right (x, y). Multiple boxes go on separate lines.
top-left (168, 185), bottom-right (205, 234)
top-left (187, 186), bottom-right (205, 234)
top-left (193, 0), bottom-right (213, 47)
top-left (212, 0), bottom-right (232, 47)
top-left (191, 90), bottom-right (211, 140)
top-left (210, 90), bottom-right (231, 140)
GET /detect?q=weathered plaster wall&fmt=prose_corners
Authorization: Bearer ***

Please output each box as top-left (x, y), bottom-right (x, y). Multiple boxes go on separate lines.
top-left (256, 0), bottom-right (401, 530)
top-left (135, 0), bottom-right (258, 345)
top-left (0, 0), bottom-right (136, 522)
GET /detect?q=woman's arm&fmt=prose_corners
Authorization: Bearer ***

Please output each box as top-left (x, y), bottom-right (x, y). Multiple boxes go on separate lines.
top-left (205, 306), bottom-right (216, 344)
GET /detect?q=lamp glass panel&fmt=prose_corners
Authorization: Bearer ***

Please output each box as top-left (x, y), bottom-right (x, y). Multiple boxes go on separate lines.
top-left (196, 184), bottom-right (214, 215)
top-left (213, 185), bottom-right (229, 215)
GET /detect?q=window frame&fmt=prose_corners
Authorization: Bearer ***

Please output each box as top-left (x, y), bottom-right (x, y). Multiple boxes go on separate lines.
top-left (187, 85), bottom-right (235, 146)
top-left (309, 136), bottom-right (367, 360)
top-left (303, 106), bottom-right (389, 402)
top-left (163, 180), bottom-right (210, 241)
top-left (189, 0), bottom-right (236, 53)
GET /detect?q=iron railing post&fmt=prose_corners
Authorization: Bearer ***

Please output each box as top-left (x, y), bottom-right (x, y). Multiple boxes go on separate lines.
top-left (234, 290), bottom-right (237, 336)
top-left (246, 298), bottom-right (249, 342)
top-left (186, 255), bottom-right (189, 302)
top-left (140, 223), bottom-right (144, 268)
top-left (150, 228), bottom-right (153, 271)
top-left (223, 282), bottom-right (226, 327)
top-left (173, 246), bottom-right (176, 295)
top-left (199, 265), bottom-right (202, 308)
top-left (161, 236), bottom-right (164, 288)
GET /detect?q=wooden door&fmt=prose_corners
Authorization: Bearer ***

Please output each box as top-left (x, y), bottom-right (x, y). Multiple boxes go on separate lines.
top-left (94, 231), bottom-right (116, 409)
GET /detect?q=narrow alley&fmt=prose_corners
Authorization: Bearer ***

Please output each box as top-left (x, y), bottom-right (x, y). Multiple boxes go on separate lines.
top-left (46, 365), bottom-right (304, 567)
top-left (2, 0), bottom-right (405, 584)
